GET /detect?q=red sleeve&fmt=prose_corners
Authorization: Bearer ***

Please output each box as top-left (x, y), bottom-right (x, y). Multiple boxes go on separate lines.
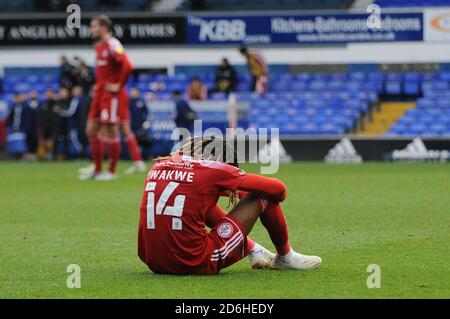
top-left (237, 173), bottom-right (286, 202)
top-left (206, 161), bottom-right (286, 202)
top-left (117, 54), bottom-right (133, 88)
top-left (212, 164), bottom-right (246, 192)
top-left (238, 190), bottom-right (248, 199)
top-left (108, 38), bottom-right (133, 88)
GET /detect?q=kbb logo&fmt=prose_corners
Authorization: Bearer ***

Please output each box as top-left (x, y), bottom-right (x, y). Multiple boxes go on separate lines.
top-left (199, 19), bottom-right (246, 42)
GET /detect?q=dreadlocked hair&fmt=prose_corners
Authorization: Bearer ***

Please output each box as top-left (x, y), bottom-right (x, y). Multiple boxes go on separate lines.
top-left (155, 136), bottom-right (240, 207)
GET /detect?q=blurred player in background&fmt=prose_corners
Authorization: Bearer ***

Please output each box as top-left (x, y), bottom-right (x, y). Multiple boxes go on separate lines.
top-left (239, 46), bottom-right (268, 95)
top-left (79, 15), bottom-right (146, 181)
top-left (138, 137), bottom-right (322, 275)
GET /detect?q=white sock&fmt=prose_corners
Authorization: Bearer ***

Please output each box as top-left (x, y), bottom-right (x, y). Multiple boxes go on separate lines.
top-left (278, 248), bottom-right (294, 261)
top-left (250, 243), bottom-right (264, 255)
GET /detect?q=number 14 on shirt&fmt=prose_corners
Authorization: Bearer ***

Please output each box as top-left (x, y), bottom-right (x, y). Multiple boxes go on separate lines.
top-left (145, 181), bottom-right (186, 231)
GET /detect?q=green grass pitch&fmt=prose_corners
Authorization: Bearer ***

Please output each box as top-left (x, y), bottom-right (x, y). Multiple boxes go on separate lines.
top-left (0, 161), bottom-right (449, 298)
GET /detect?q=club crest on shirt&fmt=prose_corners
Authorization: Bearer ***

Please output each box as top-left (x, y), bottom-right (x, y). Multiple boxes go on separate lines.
top-left (217, 222), bottom-right (233, 238)
top-left (102, 49), bottom-right (108, 58)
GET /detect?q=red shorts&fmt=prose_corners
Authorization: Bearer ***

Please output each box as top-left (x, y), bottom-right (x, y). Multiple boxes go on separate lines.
top-left (202, 215), bottom-right (248, 274)
top-left (139, 215), bottom-right (249, 276)
top-left (88, 90), bottom-right (129, 124)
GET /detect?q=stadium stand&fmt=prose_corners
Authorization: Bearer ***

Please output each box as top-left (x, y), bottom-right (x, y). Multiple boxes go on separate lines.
top-left (387, 95), bottom-right (450, 137)
top-left (2, 66), bottom-right (450, 143)
top-left (381, 71), bottom-right (450, 137)
top-left (1, 68), bottom-right (375, 136)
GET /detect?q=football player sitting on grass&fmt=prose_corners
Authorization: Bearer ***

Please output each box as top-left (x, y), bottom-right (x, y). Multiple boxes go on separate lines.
top-left (138, 136), bottom-right (321, 275)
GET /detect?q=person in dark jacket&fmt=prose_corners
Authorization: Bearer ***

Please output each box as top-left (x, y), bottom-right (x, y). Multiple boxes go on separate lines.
top-left (78, 86), bottom-right (93, 156)
top-left (129, 88), bottom-right (149, 133)
top-left (214, 58), bottom-right (237, 94)
top-left (23, 91), bottom-right (40, 159)
top-left (7, 93), bottom-right (27, 158)
top-left (75, 62), bottom-right (95, 93)
top-left (53, 87), bottom-right (72, 159)
top-left (172, 90), bottom-right (196, 134)
top-left (129, 88), bottom-right (151, 158)
top-left (37, 89), bottom-right (58, 160)
top-left (7, 94), bottom-right (26, 133)
top-left (56, 86), bottom-right (84, 158)
top-left (59, 55), bottom-right (76, 89)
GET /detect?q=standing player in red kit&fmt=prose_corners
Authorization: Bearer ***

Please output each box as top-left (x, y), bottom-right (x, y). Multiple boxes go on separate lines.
top-left (79, 15), bottom-right (146, 181)
top-left (138, 137), bottom-right (321, 275)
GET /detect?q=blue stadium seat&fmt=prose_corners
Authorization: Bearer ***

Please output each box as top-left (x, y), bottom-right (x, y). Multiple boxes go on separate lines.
top-left (386, 72), bottom-right (402, 81)
top-left (7, 67), bottom-right (450, 138)
top-left (403, 82), bottom-right (420, 95)
top-left (404, 72), bottom-right (421, 82)
top-left (385, 81), bottom-right (402, 95)
top-left (435, 81), bottom-right (449, 91)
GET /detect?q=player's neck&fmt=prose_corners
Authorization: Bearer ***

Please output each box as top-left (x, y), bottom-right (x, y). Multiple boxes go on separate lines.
top-left (98, 33), bottom-right (111, 44)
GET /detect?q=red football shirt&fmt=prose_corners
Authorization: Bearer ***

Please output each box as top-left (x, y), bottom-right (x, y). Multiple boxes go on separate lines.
top-left (94, 35), bottom-right (132, 97)
top-left (137, 154), bottom-right (246, 274)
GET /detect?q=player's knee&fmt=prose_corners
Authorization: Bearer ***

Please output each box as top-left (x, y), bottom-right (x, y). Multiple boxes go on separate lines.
top-left (273, 179), bottom-right (287, 202)
top-left (85, 123), bottom-right (97, 138)
top-left (239, 193), bottom-right (268, 214)
top-left (120, 124), bottom-right (131, 136)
